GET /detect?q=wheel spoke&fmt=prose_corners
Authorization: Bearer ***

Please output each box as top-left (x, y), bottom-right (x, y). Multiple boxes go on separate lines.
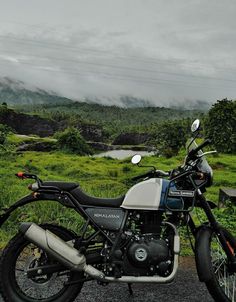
top-left (14, 242), bottom-right (72, 299)
top-left (210, 232), bottom-right (236, 301)
top-left (214, 258), bottom-right (226, 274)
top-left (15, 268), bottom-right (25, 272)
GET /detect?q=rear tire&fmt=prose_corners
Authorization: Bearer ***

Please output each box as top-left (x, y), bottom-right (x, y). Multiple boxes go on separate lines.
top-left (0, 224), bottom-right (84, 302)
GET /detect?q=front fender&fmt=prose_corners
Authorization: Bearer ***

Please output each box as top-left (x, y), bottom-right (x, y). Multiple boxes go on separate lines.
top-left (0, 192), bottom-right (76, 227)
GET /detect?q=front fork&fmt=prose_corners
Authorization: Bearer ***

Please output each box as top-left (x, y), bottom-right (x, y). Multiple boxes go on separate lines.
top-left (196, 189), bottom-right (236, 272)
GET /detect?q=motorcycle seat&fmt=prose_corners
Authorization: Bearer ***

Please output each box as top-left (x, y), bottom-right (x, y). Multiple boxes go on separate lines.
top-left (70, 187), bottom-right (125, 208)
top-left (41, 181), bottom-right (79, 191)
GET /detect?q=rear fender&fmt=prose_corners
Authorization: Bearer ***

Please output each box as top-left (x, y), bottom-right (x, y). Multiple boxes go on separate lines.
top-left (0, 192), bottom-right (76, 227)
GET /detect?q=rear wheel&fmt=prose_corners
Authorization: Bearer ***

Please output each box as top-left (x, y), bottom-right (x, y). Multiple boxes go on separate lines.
top-left (0, 224), bottom-right (84, 302)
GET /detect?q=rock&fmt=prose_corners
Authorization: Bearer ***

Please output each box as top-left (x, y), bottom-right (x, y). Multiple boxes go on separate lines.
top-left (0, 108), bottom-right (57, 137)
top-left (112, 132), bottom-right (150, 145)
top-left (0, 108), bottom-right (106, 142)
top-left (87, 142), bottom-right (114, 151)
top-left (16, 141), bottom-right (56, 152)
top-left (78, 124), bottom-right (105, 142)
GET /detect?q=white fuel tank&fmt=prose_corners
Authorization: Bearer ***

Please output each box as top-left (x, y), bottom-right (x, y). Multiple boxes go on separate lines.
top-left (121, 178), bottom-right (163, 210)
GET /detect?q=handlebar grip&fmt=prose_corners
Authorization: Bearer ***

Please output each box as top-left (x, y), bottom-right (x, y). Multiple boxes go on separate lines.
top-left (195, 139), bottom-right (211, 153)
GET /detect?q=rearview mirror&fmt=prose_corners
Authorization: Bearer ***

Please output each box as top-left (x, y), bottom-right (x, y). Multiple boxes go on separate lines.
top-left (191, 119), bottom-right (200, 133)
top-left (131, 154), bottom-right (142, 165)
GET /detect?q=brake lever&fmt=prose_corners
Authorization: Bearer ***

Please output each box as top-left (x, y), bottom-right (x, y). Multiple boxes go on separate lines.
top-left (196, 150), bottom-right (217, 158)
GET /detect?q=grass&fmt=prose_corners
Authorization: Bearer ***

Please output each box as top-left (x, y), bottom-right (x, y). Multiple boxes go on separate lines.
top-left (0, 149), bottom-right (235, 254)
top-left (7, 133), bottom-right (56, 145)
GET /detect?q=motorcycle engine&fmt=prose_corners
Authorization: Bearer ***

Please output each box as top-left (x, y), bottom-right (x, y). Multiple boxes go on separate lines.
top-left (123, 234), bottom-right (172, 276)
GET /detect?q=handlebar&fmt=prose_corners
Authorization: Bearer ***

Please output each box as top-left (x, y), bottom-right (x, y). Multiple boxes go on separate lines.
top-left (132, 169), bottom-right (169, 181)
top-left (187, 139), bottom-right (211, 160)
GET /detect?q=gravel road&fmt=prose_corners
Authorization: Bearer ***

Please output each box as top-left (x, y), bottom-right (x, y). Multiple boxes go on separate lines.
top-left (77, 263), bottom-right (214, 302)
top-left (0, 257), bottom-right (214, 302)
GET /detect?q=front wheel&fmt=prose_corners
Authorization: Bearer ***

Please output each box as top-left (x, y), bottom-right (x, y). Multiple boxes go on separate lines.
top-left (196, 227), bottom-right (236, 302)
top-left (0, 224), bottom-right (84, 302)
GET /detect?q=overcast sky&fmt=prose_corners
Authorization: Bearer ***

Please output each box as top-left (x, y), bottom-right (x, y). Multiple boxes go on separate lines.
top-left (0, 0), bottom-right (236, 106)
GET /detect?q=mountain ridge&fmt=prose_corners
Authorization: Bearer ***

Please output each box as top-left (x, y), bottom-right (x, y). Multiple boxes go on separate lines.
top-left (0, 77), bottom-right (210, 110)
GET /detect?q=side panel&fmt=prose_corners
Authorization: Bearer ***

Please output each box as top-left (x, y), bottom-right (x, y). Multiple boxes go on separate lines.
top-left (121, 178), bottom-right (163, 210)
top-left (85, 208), bottom-right (125, 231)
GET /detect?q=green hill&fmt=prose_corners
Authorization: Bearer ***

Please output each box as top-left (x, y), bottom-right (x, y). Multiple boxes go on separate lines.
top-left (16, 101), bottom-right (203, 137)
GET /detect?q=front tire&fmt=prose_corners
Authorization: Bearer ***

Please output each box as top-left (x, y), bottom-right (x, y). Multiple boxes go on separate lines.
top-left (196, 227), bottom-right (236, 302)
top-left (0, 224), bottom-right (84, 302)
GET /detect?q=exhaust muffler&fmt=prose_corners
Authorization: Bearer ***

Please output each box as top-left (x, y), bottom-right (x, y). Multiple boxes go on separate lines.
top-left (20, 223), bottom-right (105, 280)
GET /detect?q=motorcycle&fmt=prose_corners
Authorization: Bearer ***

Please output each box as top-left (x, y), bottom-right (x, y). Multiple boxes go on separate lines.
top-left (0, 119), bottom-right (235, 302)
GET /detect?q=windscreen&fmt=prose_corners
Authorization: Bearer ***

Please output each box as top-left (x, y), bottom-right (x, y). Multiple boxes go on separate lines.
top-left (187, 139), bottom-right (213, 180)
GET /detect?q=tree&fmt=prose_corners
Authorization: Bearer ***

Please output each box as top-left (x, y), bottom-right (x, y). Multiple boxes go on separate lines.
top-left (205, 99), bottom-right (236, 153)
top-left (56, 127), bottom-right (93, 155)
top-left (155, 120), bottom-right (189, 157)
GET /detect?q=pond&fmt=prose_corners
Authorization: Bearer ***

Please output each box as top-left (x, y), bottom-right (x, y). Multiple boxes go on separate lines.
top-left (94, 149), bottom-right (155, 160)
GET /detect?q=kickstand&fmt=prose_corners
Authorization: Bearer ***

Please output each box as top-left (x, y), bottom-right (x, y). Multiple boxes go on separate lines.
top-left (128, 283), bottom-right (133, 295)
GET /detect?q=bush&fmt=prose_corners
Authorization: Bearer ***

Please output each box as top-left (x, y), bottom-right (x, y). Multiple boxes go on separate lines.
top-left (122, 165), bottom-right (131, 173)
top-left (108, 170), bottom-right (118, 178)
top-left (56, 128), bottom-right (93, 155)
top-left (0, 124), bottom-right (12, 145)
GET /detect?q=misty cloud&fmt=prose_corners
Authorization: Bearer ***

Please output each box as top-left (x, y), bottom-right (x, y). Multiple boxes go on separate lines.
top-left (0, 0), bottom-right (235, 106)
